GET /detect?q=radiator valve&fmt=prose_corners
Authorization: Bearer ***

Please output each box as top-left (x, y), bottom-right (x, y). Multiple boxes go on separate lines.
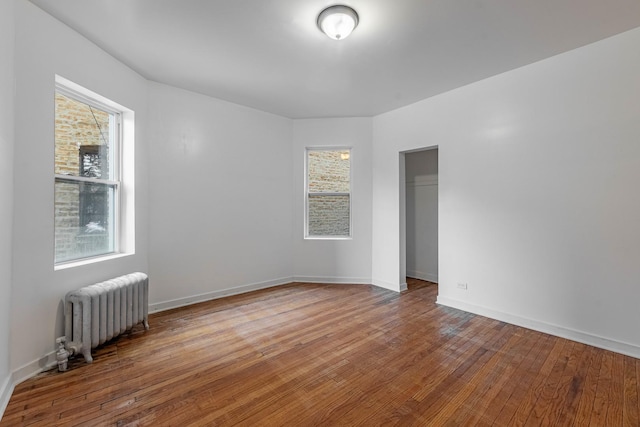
top-left (56, 337), bottom-right (70, 372)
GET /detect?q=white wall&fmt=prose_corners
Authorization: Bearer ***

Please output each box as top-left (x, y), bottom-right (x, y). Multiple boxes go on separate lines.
top-left (147, 83), bottom-right (293, 310)
top-left (0, 0), bottom-right (16, 414)
top-left (405, 149), bottom-right (438, 283)
top-left (292, 118), bottom-right (373, 284)
top-left (373, 27), bottom-right (640, 356)
top-left (11, 0), bottom-right (149, 378)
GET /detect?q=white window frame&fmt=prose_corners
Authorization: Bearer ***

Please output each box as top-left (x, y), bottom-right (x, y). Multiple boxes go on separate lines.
top-left (54, 76), bottom-right (135, 269)
top-left (304, 147), bottom-right (353, 240)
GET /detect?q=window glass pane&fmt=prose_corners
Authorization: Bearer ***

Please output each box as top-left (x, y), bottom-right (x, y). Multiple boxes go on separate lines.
top-left (55, 92), bottom-right (112, 179)
top-left (308, 194), bottom-right (350, 236)
top-left (308, 150), bottom-right (350, 193)
top-left (54, 180), bottom-right (115, 263)
top-left (307, 149), bottom-right (351, 237)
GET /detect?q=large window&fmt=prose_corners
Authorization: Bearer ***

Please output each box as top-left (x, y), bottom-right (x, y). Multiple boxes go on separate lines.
top-left (306, 148), bottom-right (351, 238)
top-left (54, 83), bottom-right (121, 264)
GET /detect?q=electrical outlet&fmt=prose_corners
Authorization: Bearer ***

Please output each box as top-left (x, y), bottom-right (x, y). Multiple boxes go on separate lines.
top-left (457, 282), bottom-right (468, 290)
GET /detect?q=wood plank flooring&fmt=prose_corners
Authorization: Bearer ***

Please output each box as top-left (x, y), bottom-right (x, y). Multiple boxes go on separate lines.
top-left (2, 279), bottom-right (639, 426)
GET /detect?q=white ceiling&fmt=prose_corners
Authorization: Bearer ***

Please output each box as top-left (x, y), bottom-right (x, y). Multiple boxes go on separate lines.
top-left (30, 0), bottom-right (640, 119)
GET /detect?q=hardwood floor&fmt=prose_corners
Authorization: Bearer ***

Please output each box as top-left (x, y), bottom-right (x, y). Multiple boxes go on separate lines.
top-left (2, 279), bottom-right (639, 426)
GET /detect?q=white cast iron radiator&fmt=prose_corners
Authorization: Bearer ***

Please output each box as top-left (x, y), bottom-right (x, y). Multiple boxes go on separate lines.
top-left (64, 272), bottom-right (149, 363)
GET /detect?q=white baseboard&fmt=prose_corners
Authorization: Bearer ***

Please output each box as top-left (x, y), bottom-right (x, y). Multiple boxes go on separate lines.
top-left (0, 351), bottom-right (58, 420)
top-left (293, 276), bottom-right (371, 285)
top-left (371, 278), bottom-right (404, 293)
top-left (0, 374), bottom-right (13, 421)
top-left (292, 276), bottom-right (407, 292)
top-left (406, 270), bottom-right (438, 283)
top-left (11, 351), bottom-right (57, 386)
top-left (149, 277), bottom-right (294, 313)
top-left (436, 296), bottom-right (640, 359)
top-left (284, 276), bottom-right (404, 293)
top-left (293, 275), bottom-right (405, 292)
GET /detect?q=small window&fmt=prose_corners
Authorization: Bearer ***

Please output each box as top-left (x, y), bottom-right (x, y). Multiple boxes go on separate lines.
top-left (54, 83), bottom-right (122, 264)
top-left (305, 148), bottom-right (351, 238)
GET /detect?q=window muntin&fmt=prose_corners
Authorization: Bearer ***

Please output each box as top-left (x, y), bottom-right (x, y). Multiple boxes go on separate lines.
top-left (54, 88), bottom-right (121, 264)
top-left (306, 148), bottom-right (351, 238)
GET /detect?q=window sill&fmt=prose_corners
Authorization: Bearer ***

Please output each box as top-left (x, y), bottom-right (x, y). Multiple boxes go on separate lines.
top-left (54, 252), bottom-right (133, 271)
top-left (304, 236), bottom-right (353, 241)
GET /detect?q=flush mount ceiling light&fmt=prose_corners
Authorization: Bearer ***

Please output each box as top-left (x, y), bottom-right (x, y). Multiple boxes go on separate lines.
top-left (317, 5), bottom-right (359, 40)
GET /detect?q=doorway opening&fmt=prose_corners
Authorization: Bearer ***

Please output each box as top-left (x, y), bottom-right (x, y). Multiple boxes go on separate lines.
top-left (400, 147), bottom-right (438, 290)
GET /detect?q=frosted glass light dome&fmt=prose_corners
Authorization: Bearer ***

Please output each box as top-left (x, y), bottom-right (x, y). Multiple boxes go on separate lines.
top-left (317, 5), bottom-right (359, 40)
